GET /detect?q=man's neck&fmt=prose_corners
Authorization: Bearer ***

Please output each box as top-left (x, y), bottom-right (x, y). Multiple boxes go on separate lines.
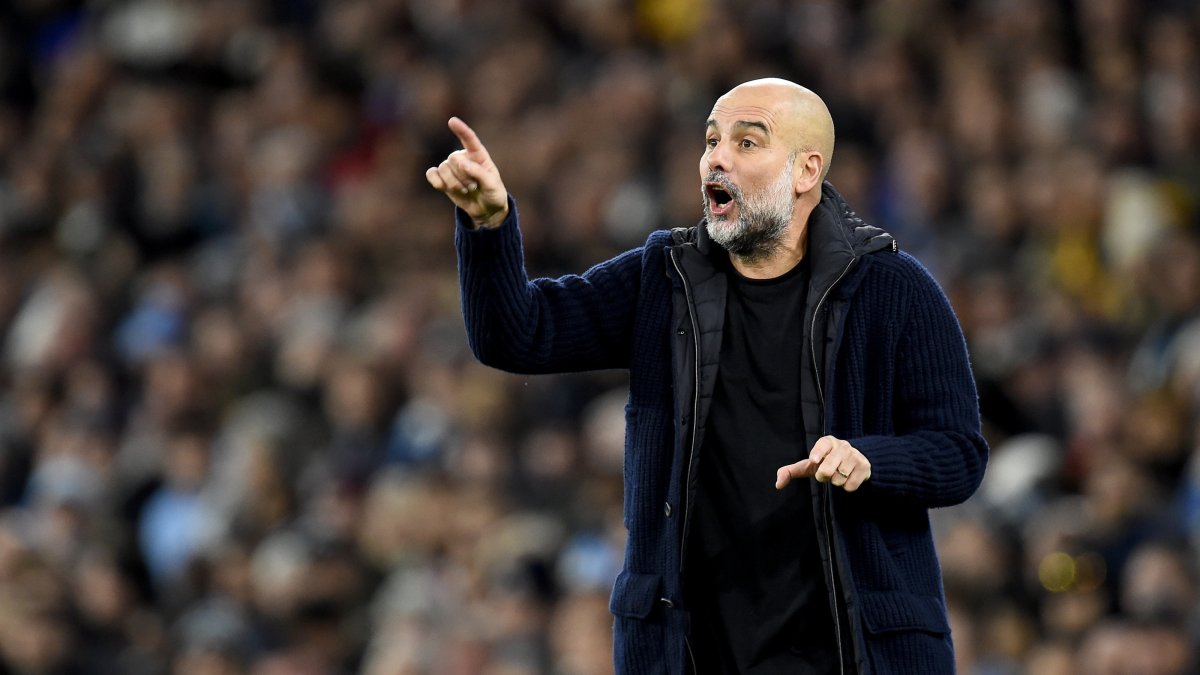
top-left (729, 248), bottom-right (804, 279)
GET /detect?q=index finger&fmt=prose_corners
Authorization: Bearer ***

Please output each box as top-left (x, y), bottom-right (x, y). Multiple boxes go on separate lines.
top-left (448, 117), bottom-right (487, 156)
top-left (775, 459), bottom-right (815, 490)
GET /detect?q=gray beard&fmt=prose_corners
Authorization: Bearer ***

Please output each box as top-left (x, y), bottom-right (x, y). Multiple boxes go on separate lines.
top-left (702, 165), bottom-right (795, 263)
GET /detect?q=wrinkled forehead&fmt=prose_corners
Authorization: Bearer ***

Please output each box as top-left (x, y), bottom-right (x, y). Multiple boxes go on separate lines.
top-left (707, 87), bottom-right (795, 135)
top-left (707, 103), bottom-right (779, 134)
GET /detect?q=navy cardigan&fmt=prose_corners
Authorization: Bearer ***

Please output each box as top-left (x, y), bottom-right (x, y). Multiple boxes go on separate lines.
top-left (455, 186), bottom-right (987, 674)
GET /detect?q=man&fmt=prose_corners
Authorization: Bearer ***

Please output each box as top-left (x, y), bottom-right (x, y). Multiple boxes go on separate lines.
top-left (426, 78), bottom-right (987, 674)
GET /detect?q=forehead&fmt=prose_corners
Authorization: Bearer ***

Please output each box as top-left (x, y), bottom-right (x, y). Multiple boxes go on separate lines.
top-left (707, 90), bottom-right (785, 133)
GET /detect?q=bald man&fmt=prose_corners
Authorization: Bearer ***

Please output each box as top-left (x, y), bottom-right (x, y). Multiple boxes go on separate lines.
top-left (428, 79), bottom-right (987, 674)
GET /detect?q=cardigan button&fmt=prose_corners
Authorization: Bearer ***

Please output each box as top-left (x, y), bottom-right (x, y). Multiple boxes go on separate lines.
top-left (663, 502), bottom-right (672, 517)
top-left (659, 597), bottom-right (675, 609)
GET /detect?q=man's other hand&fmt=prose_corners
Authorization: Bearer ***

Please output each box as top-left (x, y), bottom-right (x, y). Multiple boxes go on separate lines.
top-left (775, 435), bottom-right (872, 492)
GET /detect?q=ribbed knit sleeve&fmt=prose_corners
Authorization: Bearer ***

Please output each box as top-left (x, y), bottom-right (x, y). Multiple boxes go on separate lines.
top-left (454, 198), bottom-right (645, 374)
top-left (847, 253), bottom-right (987, 507)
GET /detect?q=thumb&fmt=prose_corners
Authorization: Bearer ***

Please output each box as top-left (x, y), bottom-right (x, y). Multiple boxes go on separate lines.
top-left (776, 459), bottom-right (816, 490)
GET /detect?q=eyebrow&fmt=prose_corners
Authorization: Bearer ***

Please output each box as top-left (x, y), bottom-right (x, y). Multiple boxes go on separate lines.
top-left (706, 119), bottom-right (772, 136)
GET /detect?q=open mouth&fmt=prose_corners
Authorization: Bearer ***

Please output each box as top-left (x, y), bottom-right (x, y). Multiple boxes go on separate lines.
top-left (706, 182), bottom-right (736, 216)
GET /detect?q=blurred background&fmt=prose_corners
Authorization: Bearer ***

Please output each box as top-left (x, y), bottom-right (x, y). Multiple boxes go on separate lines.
top-left (0, 0), bottom-right (1197, 673)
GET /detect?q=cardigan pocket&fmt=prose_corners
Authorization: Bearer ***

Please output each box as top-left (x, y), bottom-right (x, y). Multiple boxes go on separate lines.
top-left (609, 571), bottom-right (663, 619)
top-left (859, 590), bottom-right (951, 636)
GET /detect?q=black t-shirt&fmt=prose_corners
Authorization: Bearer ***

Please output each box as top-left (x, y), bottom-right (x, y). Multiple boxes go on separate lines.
top-left (685, 255), bottom-right (838, 674)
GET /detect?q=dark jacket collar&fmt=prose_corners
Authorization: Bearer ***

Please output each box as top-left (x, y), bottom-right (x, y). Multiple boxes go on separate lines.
top-left (807, 181), bottom-right (895, 295)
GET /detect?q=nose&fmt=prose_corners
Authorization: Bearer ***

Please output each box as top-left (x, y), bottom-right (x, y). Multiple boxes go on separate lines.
top-left (710, 131), bottom-right (739, 168)
top-left (703, 139), bottom-right (730, 175)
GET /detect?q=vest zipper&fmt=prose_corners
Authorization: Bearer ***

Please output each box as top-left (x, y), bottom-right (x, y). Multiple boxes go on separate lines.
top-left (669, 248), bottom-right (702, 575)
top-left (811, 256), bottom-right (857, 675)
top-left (810, 256), bottom-right (856, 410)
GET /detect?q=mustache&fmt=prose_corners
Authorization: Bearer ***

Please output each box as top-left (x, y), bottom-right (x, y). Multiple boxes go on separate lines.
top-left (704, 171), bottom-right (743, 202)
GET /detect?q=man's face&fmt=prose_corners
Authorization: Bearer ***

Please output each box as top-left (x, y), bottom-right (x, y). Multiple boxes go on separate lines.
top-left (699, 92), bottom-right (798, 258)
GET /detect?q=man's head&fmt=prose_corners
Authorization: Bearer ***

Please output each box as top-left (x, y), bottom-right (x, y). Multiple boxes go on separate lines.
top-left (700, 78), bottom-right (835, 262)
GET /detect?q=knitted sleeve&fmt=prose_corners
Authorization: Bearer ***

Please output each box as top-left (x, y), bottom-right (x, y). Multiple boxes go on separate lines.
top-left (851, 253), bottom-right (988, 507)
top-left (454, 198), bottom-right (643, 374)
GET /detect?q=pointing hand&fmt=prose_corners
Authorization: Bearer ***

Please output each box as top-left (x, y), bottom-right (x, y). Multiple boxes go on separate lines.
top-left (776, 436), bottom-right (872, 492)
top-left (425, 117), bottom-right (509, 228)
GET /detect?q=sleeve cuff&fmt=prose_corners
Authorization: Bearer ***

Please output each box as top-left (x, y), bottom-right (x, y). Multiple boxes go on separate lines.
top-left (454, 195), bottom-right (518, 234)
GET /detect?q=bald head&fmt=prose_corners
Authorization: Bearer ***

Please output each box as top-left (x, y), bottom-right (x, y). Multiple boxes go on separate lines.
top-left (716, 78), bottom-right (835, 181)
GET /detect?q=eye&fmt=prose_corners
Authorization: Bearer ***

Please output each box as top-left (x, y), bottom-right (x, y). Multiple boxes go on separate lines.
top-left (706, 137), bottom-right (718, 148)
top-left (740, 138), bottom-right (756, 149)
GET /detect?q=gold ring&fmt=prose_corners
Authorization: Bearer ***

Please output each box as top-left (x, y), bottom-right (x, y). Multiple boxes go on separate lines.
top-left (837, 468), bottom-right (851, 478)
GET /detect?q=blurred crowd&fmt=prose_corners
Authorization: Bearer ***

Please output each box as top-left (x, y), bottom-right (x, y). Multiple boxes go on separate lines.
top-left (0, 0), bottom-right (1197, 673)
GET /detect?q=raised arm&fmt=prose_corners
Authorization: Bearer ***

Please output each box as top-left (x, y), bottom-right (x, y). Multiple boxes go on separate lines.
top-left (427, 118), bottom-right (645, 375)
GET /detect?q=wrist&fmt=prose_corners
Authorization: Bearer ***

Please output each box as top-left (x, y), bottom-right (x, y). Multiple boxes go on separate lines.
top-left (472, 202), bottom-right (509, 229)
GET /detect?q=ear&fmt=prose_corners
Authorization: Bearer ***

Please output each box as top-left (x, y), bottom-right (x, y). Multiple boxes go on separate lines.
top-left (793, 151), bottom-right (824, 195)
